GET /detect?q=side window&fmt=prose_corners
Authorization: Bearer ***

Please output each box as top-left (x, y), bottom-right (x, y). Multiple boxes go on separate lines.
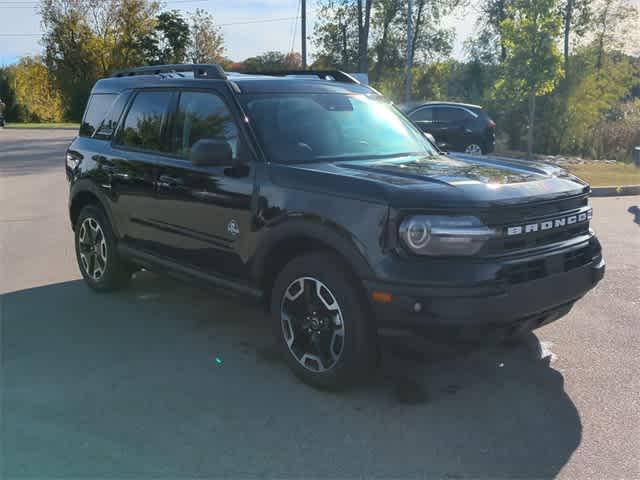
top-left (79, 94), bottom-right (117, 137)
top-left (115, 91), bottom-right (172, 152)
top-left (171, 91), bottom-right (240, 159)
top-left (411, 107), bottom-right (433, 122)
top-left (437, 107), bottom-right (470, 123)
top-left (94, 92), bottom-right (130, 140)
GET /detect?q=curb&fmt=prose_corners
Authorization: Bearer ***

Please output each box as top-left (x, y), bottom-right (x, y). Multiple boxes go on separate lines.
top-left (591, 185), bottom-right (640, 197)
top-left (1, 127), bottom-right (79, 131)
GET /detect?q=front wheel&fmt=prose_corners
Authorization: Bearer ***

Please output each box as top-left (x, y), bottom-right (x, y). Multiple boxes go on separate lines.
top-left (270, 252), bottom-right (377, 390)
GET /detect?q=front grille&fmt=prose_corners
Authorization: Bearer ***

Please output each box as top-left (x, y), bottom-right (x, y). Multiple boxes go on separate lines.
top-left (499, 244), bottom-right (594, 285)
top-left (564, 247), bottom-right (591, 272)
top-left (501, 259), bottom-right (547, 284)
top-left (491, 223), bottom-right (590, 253)
top-left (488, 205), bottom-right (592, 255)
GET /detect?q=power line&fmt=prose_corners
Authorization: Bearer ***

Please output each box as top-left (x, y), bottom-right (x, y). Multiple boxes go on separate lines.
top-left (0, 15), bottom-right (299, 36)
top-left (218, 16), bottom-right (297, 27)
top-left (289, 0), bottom-right (300, 53)
top-left (0, 0), bottom-right (211, 3)
top-left (0, 0), bottom-right (211, 7)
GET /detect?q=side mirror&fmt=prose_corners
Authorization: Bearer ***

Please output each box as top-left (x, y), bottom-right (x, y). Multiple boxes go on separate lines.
top-left (423, 132), bottom-right (436, 144)
top-left (190, 138), bottom-right (233, 167)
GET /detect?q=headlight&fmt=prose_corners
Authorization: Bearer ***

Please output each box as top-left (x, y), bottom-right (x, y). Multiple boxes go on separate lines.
top-left (399, 215), bottom-right (495, 256)
top-left (66, 152), bottom-right (81, 170)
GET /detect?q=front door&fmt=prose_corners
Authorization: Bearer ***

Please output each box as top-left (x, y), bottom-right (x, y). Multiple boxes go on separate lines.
top-left (151, 89), bottom-right (255, 280)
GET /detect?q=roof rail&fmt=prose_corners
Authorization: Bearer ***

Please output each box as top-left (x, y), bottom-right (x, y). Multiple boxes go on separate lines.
top-left (241, 70), bottom-right (360, 85)
top-left (110, 64), bottom-right (226, 80)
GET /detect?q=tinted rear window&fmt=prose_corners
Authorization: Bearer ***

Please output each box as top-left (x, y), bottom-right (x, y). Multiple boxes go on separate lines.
top-left (80, 94), bottom-right (117, 137)
top-left (437, 107), bottom-right (471, 122)
top-left (114, 91), bottom-right (172, 152)
top-left (94, 93), bottom-right (130, 140)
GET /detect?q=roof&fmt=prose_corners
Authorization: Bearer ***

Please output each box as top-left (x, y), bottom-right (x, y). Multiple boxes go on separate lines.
top-left (92, 69), bottom-right (375, 96)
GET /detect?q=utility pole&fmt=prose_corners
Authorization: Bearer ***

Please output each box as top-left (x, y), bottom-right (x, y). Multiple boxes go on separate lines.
top-left (404, 0), bottom-right (413, 102)
top-left (301, 0), bottom-right (307, 69)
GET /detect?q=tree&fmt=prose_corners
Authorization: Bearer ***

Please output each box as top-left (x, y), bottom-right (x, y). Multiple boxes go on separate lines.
top-left (371, 0), bottom-right (404, 81)
top-left (0, 67), bottom-right (18, 121)
top-left (39, 0), bottom-right (160, 120)
top-left (188, 9), bottom-right (225, 64)
top-left (12, 57), bottom-right (63, 122)
top-left (40, 0), bottom-right (101, 119)
top-left (240, 51), bottom-right (302, 71)
top-left (110, 0), bottom-right (160, 69)
top-left (153, 10), bottom-right (190, 64)
top-left (357, 0), bottom-right (374, 72)
top-left (495, 0), bottom-right (563, 157)
top-left (313, 0), bottom-right (359, 70)
top-left (590, 0), bottom-right (637, 71)
top-left (471, 0), bottom-right (513, 63)
top-left (403, 0), bottom-right (458, 66)
top-left (560, 0), bottom-right (591, 73)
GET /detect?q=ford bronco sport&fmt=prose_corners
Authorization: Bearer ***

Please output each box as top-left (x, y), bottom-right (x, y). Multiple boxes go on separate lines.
top-left (66, 64), bottom-right (604, 389)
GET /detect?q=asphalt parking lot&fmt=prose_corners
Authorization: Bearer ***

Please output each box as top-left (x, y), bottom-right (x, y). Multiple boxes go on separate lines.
top-left (1, 129), bottom-right (639, 479)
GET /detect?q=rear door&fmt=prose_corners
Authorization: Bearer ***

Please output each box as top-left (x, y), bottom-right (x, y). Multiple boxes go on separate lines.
top-left (151, 88), bottom-right (255, 280)
top-left (107, 89), bottom-right (174, 249)
top-left (435, 107), bottom-right (475, 151)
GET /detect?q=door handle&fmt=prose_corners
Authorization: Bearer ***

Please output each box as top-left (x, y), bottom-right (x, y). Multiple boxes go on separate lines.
top-left (158, 175), bottom-right (184, 189)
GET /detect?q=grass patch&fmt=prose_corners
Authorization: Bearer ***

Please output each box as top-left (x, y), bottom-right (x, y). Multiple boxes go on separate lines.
top-left (567, 162), bottom-right (640, 186)
top-left (4, 122), bottom-right (79, 130)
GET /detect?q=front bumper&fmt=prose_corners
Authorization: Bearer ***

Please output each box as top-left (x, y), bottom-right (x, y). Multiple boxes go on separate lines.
top-left (365, 245), bottom-right (604, 332)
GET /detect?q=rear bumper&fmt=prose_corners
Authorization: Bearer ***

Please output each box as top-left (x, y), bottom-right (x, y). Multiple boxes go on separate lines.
top-left (365, 251), bottom-right (604, 332)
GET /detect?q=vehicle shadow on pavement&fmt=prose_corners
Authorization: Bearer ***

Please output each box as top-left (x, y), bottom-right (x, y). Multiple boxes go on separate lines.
top-left (2, 272), bottom-right (581, 479)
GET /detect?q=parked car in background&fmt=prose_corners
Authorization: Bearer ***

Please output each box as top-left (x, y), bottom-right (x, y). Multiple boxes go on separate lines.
top-left (400, 101), bottom-right (496, 155)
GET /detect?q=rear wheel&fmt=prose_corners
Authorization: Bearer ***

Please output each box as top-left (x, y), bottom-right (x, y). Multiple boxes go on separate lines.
top-left (74, 205), bottom-right (131, 291)
top-left (270, 252), bottom-right (377, 390)
top-left (464, 143), bottom-right (484, 155)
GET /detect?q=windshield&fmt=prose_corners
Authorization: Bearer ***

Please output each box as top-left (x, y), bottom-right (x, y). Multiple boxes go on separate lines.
top-left (242, 93), bottom-right (438, 164)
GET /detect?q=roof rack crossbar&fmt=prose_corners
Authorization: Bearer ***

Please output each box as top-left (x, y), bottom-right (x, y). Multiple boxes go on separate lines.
top-left (111, 64), bottom-right (226, 80)
top-left (241, 70), bottom-right (360, 85)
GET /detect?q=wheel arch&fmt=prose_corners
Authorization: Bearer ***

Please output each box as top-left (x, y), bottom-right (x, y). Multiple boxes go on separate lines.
top-left (69, 181), bottom-right (120, 237)
top-left (251, 219), bottom-right (375, 309)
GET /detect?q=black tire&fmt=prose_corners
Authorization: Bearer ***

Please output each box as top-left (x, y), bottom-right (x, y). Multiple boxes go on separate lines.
top-left (74, 204), bottom-right (131, 292)
top-left (270, 252), bottom-right (377, 390)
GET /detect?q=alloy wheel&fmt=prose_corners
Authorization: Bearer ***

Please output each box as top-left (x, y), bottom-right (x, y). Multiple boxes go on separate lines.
top-left (78, 217), bottom-right (108, 281)
top-left (464, 143), bottom-right (483, 155)
top-left (280, 276), bottom-right (345, 373)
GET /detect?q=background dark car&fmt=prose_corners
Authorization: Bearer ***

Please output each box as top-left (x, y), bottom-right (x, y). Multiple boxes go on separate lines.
top-left (400, 101), bottom-right (496, 155)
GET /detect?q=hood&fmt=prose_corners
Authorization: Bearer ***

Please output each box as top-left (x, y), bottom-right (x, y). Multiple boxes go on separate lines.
top-left (269, 153), bottom-right (589, 209)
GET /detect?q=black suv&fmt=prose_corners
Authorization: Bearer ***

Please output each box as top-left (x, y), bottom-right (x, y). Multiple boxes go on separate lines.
top-left (66, 65), bottom-right (604, 389)
top-left (401, 101), bottom-right (496, 155)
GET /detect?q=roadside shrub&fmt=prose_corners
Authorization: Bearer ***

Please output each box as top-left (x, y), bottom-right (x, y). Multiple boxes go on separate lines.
top-left (587, 100), bottom-right (640, 162)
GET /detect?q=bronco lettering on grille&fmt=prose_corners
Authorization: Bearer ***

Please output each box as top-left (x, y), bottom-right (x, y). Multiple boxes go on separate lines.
top-left (505, 209), bottom-right (592, 237)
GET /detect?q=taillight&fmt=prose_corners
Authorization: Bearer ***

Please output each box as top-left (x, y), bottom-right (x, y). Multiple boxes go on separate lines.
top-left (488, 119), bottom-right (496, 129)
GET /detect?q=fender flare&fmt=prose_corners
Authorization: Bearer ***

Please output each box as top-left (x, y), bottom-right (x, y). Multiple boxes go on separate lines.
top-left (250, 216), bottom-right (375, 285)
top-left (69, 180), bottom-right (121, 238)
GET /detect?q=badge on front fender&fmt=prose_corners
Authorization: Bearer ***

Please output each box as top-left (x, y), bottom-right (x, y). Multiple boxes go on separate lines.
top-left (227, 219), bottom-right (240, 236)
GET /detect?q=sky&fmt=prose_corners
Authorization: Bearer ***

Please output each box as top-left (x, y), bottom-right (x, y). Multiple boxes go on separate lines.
top-left (0, 0), bottom-right (478, 67)
top-left (1, 0), bottom-right (637, 68)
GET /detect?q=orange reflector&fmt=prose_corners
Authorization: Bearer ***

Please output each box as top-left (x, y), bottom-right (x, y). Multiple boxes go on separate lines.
top-left (372, 291), bottom-right (393, 304)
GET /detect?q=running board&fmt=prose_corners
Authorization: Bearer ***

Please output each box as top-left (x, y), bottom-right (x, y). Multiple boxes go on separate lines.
top-left (118, 244), bottom-right (263, 299)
